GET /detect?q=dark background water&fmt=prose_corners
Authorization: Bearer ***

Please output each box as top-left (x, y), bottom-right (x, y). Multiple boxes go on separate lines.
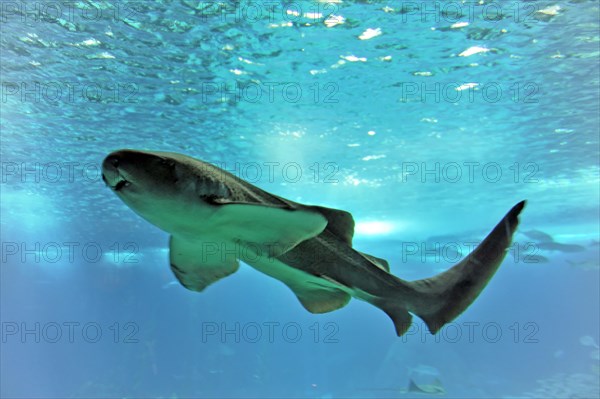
top-left (1, 1), bottom-right (599, 398)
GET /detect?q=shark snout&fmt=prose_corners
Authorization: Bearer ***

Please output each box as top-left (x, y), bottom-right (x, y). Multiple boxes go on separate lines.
top-left (102, 149), bottom-right (178, 193)
top-left (102, 150), bottom-right (133, 192)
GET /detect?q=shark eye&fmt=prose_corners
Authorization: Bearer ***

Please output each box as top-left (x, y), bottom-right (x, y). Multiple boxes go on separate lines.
top-left (200, 194), bottom-right (220, 204)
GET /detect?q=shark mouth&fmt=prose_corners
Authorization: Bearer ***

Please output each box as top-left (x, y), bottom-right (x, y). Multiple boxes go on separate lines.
top-left (113, 179), bottom-right (130, 191)
top-left (102, 173), bottom-right (130, 192)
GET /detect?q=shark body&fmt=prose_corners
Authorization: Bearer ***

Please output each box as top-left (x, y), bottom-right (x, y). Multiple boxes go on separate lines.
top-left (102, 149), bottom-right (525, 336)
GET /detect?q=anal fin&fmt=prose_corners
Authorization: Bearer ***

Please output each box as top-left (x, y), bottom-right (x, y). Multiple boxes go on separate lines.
top-left (290, 284), bottom-right (351, 313)
top-left (373, 300), bottom-right (414, 336)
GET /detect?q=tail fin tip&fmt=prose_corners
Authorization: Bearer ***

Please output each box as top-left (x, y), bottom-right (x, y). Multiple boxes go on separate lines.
top-left (410, 201), bottom-right (526, 335)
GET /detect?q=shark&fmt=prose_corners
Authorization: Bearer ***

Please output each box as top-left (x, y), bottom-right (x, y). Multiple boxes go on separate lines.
top-left (407, 378), bottom-right (446, 395)
top-left (101, 149), bottom-right (526, 336)
top-left (359, 378), bottom-right (445, 396)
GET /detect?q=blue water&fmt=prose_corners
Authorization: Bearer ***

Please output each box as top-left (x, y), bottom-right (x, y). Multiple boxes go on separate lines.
top-left (1, 1), bottom-right (599, 398)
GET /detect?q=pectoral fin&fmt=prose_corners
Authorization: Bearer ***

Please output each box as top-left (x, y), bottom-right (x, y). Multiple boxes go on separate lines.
top-left (169, 236), bottom-right (239, 292)
top-left (211, 200), bottom-right (328, 258)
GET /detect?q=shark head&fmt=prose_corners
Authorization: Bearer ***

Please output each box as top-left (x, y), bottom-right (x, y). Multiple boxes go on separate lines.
top-left (102, 149), bottom-right (231, 234)
top-left (103, 149), bottom-right (177, 197)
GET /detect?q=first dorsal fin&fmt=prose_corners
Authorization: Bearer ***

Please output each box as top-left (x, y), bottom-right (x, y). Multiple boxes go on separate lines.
top-left (308, 205), bottom-right (355, 245)
top-left (267, 194), bottom-right (355, 245)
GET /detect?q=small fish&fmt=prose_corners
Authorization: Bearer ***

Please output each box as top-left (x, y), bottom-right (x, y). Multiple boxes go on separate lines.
top-left (523, 229), bottom-right (554, 243)
top-left (161, 281), bottom-right (180, 289)
top-left (208, 369), bottom-right (224, 374)
top-left (524, 254), bottom-right (550, 264)
top-left (522, 230), bottom-right (586, 254)
top-left (538, 242), bottom-right (585, 253)
top-left (579, 335), bottom-right (599, 349)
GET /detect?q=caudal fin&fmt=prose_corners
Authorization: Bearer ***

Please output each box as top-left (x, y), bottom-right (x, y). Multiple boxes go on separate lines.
top-left (406, 200), bottom-right (526, 334)
top-left (362, 201), bottom-right (525, 336)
